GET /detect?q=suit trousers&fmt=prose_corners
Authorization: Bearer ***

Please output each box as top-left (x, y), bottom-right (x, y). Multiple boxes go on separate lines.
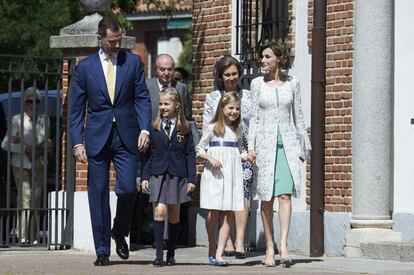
top-left (87, 123), bottom-right (137, 256)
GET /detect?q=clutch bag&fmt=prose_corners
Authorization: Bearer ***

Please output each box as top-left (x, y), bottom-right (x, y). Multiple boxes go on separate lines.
top-left (297, 133), bottom-right (308, 162)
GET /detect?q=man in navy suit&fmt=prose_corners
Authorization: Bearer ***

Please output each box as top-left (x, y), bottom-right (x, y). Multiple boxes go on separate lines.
top-left (70, 17), bottom-right (151, 266)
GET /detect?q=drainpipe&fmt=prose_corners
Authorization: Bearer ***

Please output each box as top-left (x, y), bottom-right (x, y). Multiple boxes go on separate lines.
top-left (310, 0), bottom-right (326, 257)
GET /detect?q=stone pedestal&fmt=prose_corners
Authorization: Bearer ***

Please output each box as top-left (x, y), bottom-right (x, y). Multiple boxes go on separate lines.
top-left (50, 12), bottom-right (135, 51)
top-left (345, 228), bottom-right (402, 257)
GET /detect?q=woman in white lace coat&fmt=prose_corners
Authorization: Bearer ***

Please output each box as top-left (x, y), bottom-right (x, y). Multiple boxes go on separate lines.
top-left (247, 42), bottom-right (310, 267)
top-left (202, 56), bottom-right (252, 261)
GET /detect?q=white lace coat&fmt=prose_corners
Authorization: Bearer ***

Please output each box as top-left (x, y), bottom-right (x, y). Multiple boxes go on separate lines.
top-left (248, 76), bottom-right (310, 200)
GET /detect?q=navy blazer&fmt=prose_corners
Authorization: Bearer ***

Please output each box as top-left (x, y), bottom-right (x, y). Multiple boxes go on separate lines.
top-left (143, 123), bottom-right (196, 183)
top-left (70, 50), bottom-right (152, 156)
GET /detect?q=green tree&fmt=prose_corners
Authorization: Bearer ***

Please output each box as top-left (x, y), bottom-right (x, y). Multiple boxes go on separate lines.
top-left (177, 31), bottom-right (192, 75)
top-left (0, 0), bottom-right (84, 56)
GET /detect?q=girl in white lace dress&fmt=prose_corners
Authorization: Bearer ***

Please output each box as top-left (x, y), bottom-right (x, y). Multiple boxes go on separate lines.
top-left (196, 92), bottom-right (245, 266)
top-left (202, 56), bottom-right (251, 260)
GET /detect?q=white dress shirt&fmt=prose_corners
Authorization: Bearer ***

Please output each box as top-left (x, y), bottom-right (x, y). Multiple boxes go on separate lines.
top-left (157, 79), bottom-right (171, 91)
top-left (162, 117), bottom-right (176, 138)
top-left (99, 49), bottom-right (118, 80)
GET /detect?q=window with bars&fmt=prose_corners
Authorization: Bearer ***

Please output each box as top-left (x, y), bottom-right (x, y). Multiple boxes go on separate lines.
top-left (235, 0), bottom-right (290, 85)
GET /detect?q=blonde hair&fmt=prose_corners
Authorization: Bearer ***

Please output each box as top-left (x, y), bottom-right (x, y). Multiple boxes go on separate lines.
top-left (152, 87), bottom-right (189, 134)
top-left (210, 92), bottom-right (241, 137)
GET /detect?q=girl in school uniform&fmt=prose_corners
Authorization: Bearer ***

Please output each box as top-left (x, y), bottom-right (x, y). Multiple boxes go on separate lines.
top-left (196, 92), bottom-right (245, 266)
top-left (141, 87), bottom-right (196, 266)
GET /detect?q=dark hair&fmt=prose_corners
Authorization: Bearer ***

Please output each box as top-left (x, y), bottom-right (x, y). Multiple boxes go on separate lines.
top-left (98, 17), bottom-right (121, 38)
top-left (258, 41), bottom-right (291, 69)
top-left (214, 56), bottom-right (244, 91)
top-left (174, 67), bottom-right (189, 81)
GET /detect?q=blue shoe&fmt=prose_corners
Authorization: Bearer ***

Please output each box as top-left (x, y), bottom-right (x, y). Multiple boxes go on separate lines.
top-left (214, 260), bottom-right (229, 267)
top-left (208, 256), bottom-right (216, 264)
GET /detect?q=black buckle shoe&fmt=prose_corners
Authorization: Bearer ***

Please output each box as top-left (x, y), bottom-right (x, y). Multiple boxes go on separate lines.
top-left (111, 232), bottom-right (129, 260)
top-left (153, 258), bottom-right (164, 267)
top-left (94, 255), bottom-right (109, 266)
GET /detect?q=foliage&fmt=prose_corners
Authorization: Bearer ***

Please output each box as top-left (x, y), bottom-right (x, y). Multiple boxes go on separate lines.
top-left (0, 0), bottom-right (84, 57)
top-left (177, 31), bottom-right (192, 75)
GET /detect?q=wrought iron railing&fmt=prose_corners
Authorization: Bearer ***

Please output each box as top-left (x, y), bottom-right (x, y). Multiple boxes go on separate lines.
top-left (0, 54), bottom-right (75, 249)
top-left (235, 0), bottom-right (290, 86)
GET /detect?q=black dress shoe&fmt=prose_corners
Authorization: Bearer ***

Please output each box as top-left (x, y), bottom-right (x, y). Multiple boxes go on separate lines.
top-left (94, 255), bottom-right (110, 266)
top-left (153, 258), bottom-right (164, 267)
top-left (111, 233), bottom-right (129, 260)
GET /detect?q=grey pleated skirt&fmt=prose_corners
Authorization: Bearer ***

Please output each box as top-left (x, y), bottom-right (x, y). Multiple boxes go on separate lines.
top-left (149, 173), bottom-right (191, 205)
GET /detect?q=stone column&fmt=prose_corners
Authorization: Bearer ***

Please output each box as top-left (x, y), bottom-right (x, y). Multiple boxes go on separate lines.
top-left (49, 0), bottom-right (135, 253)
top-left (345, 0), bottom-right (401, 257)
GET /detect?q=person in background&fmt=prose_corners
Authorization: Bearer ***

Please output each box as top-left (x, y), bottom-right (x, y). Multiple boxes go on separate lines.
top-left (247, 41), bottom-right (310, 267)
top-left (147, 55), bottom-right (192, 121)
top-left (141, 87), bottom-right (196, 266)
top-left (70, 17), bottom-right (152, 266)
top-left (202, 56), bottom-right (252, 261)
top-left (197, 92), bottom-right (245, 266)
top-left (1, 87), bottom-right (51, 244)
top-left (174, 67), bottom-right (189, 84)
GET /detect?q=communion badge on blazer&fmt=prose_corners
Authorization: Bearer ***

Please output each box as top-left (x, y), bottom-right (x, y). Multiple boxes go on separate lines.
top-left (177, 132), bottom-right (184, 142)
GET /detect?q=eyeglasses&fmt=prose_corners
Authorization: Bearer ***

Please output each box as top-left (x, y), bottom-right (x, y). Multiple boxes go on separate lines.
top-left (25, 100), bottom-right (40, 104)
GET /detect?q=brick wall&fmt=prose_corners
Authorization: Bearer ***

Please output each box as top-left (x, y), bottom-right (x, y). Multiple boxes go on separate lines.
top-left (307, 0), bottom-right (354, 212)
top-left (191, 0), bottom-right (233, 203)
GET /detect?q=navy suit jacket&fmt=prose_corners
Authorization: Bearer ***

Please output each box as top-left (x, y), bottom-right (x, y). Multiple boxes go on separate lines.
top-left (70, 50), bottom-right (152, 156)
top-left (142, 123), bottom-right (196, 184)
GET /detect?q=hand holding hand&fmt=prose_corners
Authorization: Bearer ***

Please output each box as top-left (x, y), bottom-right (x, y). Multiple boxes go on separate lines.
top-left (247, 150), bottom-right (256, 163)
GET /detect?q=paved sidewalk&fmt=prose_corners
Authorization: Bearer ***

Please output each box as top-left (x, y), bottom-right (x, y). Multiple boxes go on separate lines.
top-left (1, 246), bottom-right (414, 274)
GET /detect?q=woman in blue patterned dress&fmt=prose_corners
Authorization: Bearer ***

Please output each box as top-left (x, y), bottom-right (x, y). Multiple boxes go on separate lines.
top-left (202, 56), bottom-right (252, 261)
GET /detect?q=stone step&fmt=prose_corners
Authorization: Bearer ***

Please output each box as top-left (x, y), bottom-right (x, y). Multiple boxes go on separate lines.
top-left (361, 241), bottom-right (414, 262)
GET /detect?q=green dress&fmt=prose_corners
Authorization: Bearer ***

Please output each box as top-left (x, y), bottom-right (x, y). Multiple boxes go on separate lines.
top-left (273, 88), bottom-right (295, 197)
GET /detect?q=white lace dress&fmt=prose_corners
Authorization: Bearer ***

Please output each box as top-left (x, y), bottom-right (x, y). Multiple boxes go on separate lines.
top-left (248, 76), bottom-right (311, 201)
top-left (196, 124), bottom-right (244, 211)
top-left (202, 89), bottom-right (253, 199)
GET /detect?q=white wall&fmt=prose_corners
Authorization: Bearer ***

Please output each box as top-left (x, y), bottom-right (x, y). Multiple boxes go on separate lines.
top-left (394, 0), bottom-right (414, 214)
top-left (157, 37), bottom-right (183, 64)
top-left (289, 0), bottom-right (312, 211)
top-left (72, 192), bottom-right (125, 254)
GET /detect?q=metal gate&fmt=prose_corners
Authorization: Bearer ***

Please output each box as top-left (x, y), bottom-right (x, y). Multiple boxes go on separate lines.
top-left (234, 0), bottom-right (291, 87)
top-left (0, 54), bottom-right (75, 249)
